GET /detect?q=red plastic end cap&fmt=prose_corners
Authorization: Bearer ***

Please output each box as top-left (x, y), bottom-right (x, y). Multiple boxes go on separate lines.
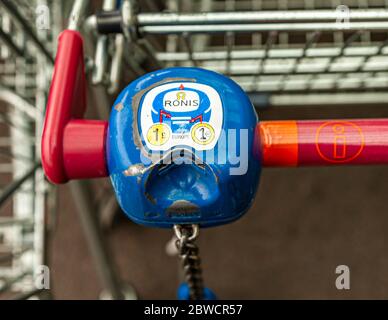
top-left (63, 120), bottom-right (108, 180)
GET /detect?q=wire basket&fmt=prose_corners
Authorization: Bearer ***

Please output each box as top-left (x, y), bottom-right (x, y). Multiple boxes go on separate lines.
top-left (126, 0), bottom-right (388, 106)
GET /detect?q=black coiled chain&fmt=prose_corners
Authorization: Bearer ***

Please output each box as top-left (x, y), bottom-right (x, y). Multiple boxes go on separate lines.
top-left (174, 224), bottom-right (204, 300)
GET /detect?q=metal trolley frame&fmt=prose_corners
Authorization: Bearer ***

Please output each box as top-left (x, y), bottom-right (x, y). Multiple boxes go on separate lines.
top-left (88, 0), bottom-right (388, 106)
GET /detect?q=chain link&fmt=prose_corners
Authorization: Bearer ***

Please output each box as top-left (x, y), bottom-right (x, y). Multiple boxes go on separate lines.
top-left (174, 224), bottom-right (204, 300)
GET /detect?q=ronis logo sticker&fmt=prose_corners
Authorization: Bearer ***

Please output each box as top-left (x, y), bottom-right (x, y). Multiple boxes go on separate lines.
top-left (139, 82), bottom-right (223, 152)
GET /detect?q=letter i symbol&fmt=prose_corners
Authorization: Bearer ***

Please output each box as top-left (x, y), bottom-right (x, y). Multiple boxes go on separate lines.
top-left (333, 124), bottom-right (346, 159)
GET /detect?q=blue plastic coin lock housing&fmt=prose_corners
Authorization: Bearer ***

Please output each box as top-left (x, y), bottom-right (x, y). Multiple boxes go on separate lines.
top-left (107, 67), bottom-right (260, 228)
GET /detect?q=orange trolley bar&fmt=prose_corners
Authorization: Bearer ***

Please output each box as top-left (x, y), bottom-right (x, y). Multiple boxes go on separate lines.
top-left (258, 119), bottom-right (388, 167)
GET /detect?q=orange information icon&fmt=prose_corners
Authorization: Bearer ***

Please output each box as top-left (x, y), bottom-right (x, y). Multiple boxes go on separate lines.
top-left (315, 121), bottom-right (365, 163)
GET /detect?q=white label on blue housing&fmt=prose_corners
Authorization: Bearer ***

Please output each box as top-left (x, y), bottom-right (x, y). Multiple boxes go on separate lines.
top-left (140, 82), bottom-right (223, 151)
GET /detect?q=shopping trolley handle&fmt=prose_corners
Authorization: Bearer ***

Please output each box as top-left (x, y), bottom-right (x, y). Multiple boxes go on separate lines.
top-left (41, 30), bottom-right (108, 184)
top-left (257, 119), bottom-right (388, 167)
top-left (41, 31), bottom-right (388, 187)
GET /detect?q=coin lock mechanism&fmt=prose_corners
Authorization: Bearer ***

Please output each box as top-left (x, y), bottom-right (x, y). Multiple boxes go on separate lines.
top-left (107, 67), bottom-right (261, 228)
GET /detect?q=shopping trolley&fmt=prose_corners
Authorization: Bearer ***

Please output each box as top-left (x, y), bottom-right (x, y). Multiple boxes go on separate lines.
top-left (38, 0), bottom-right (388, 300)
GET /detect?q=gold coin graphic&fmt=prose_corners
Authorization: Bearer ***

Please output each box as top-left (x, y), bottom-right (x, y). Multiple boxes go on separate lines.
top-left (147, 123), bottom-right (170, 146)
top-left (191, 122), bottom-right (215, 145)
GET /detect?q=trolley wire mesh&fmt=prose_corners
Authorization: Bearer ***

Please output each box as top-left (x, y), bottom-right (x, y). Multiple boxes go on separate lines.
top-left (0, 0), bottom-right (60, 299)
top-left (128, 0), bottom-right (388, 105)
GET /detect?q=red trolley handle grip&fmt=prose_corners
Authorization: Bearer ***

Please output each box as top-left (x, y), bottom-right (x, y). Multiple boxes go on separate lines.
top-left (41, 30), bottom-right (108, 184)
top-left (257, 119), bottom-right (388, 167)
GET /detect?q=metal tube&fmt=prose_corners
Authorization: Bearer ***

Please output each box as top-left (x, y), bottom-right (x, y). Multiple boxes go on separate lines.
top-left (69, 180), bottom-right (125, 300)
top-left (0, 0), bottom-right (54, 63)
top-left (199, 61), bottom-right (388, 75)
top-left (155, 45), bottom-right (388, 61)
top-left (268, 92), bottom-right (388, 106)
top-left (140, 22), bottom-right (388, 34)
top-left (92, 0), bottom-right (117, 86)
top-left (233, 72), bottom-right (388, 91)
top-left (108, 34), bottom-right (125, 94)
top-left (92, 35), bottom-right (109, 84)
top-left (0, 10), bottom-right (11, 59)
top-left (251, 31), bottom-right (277, 91)
top-left (0, 86), bottom-right (39, 119)
top-left (92, 10), bottom-right (388, 34)
top-left (68, 0), bottom-right (90, 31)
top-left (137, 10), bottom-right (388, 25)
top-left (0, 163), bottom-right (40, 209)
top-left (0, 28), bottom-right (28, 58)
